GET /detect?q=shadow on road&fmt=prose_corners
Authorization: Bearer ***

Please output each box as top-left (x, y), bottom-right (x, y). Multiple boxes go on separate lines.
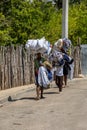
top-left (8, 96), bottom-right (36, 102)
top-left (43, 91), bottom-right (58, 94)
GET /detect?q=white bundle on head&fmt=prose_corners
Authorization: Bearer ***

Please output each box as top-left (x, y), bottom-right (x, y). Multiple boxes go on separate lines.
top-left (53, 38), bottom-right (72, 53)
top-left (25, 39), bottom-right (38, 51)
top-left (25, 37), bottom-right (52, 55)
top-left (62, 38), bottom-right (72, 52)
top-left (53, 39), bottom-right (63, 51)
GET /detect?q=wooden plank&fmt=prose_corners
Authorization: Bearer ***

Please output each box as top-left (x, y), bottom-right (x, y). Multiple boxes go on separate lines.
top-left (1, 47), bottom-right (5, 90)
top-left (19, 46), bottom-right (23, 86)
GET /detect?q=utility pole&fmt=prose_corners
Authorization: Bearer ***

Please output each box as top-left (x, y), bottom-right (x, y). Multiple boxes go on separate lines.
top-left (62, 0), bottom-right (69, 38)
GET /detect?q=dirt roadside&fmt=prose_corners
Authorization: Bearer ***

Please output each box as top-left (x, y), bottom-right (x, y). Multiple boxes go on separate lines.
top-left (0, 77), bottom-right (87, 130)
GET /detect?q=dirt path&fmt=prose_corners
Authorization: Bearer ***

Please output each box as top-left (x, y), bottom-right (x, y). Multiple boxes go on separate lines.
top-left (0, 78), bottom-right (87, 130)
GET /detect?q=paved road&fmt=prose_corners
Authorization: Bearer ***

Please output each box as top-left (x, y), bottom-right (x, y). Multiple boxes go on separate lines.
top-left (0, 78), bottom-right (87, 130)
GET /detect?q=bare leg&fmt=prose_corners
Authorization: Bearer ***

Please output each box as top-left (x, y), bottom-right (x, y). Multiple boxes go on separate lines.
top-left (59, 76), bottom-right (63, 92)
top-left (40, 86), bottom-right (44, 98)
top-left (64, 75), bottom-right (67, 87)
top-left (36, 86), bottom-right (40, 100)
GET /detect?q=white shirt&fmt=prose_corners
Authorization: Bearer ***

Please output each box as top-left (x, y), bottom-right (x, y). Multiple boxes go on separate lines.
top-left (56, 66), bottom-right (63, 76)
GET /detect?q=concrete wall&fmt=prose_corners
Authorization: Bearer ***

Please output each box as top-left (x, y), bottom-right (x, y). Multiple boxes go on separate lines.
top-left (81, 45), bottom-right (87, 76)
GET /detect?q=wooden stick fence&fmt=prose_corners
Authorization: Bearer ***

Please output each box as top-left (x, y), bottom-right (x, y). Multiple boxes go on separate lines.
top-left (0, 45), bottom-right (81, 90)
top-left (0, 45), bottom-right (34, 90)
top-left (73, 45), bottom-right (82, 77)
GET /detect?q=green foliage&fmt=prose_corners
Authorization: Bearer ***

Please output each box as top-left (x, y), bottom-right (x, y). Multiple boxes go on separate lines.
top-left (0, 0), bottom-right (11, 16)
top-left (0, 0), bottom-right (87, 46)
top-left (46, 10), bottom-right (62, 44)
top-left (53, 0), bottom-right (62, 9)
top-left (0, 13), bottom-right (12, 45)
top-left (69, 1), bottom-right (87, 45)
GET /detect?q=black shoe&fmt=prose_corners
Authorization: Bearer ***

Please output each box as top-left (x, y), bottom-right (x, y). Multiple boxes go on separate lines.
top-left (40, 96), bottom-right (45, 99)
top-left (59, 89), bottom-right (62, 92)
top-left (8, 96), bottom-right (12, 101)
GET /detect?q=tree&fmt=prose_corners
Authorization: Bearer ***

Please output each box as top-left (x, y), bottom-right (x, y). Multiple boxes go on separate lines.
top-left (69, 1), bottom-right (87, 45)
top-left (0, 0), bottom-right (87, 46)
top-left (70, 0), bottom-right (82, 4)
top-left (0, 13), bottom-right (12, 45)
top-left (53, 0), bottom-right (62, 9)
top-left (0, 0), bottom-right (11, 16)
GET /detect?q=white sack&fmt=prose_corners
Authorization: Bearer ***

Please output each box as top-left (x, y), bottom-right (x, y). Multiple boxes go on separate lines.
top-left (25, 37), bottom-right (51, 55)
top-left (38, 66), bottom-right (50, 88)
top-left (25, 40), bottom-right (38, 51)
top-left (37, 37), bottom-right (46, 49)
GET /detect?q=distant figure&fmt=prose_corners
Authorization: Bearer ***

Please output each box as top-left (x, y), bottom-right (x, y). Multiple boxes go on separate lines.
top-left (63, 61), bottom-right (71, 87)
top-left (68, 58), bottom-right (74, 80)
top-left (63, 58), bottom-right (74, 87)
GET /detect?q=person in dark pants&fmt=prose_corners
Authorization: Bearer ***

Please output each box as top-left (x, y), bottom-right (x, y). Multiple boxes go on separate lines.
top-left (55, 65), bottom-right (63, 93)
top-left (63, 59), bottom-right (74, 87)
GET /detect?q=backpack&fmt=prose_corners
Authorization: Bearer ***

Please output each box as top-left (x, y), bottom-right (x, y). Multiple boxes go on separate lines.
top-left (47, 69), bottom-right (53, 81)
